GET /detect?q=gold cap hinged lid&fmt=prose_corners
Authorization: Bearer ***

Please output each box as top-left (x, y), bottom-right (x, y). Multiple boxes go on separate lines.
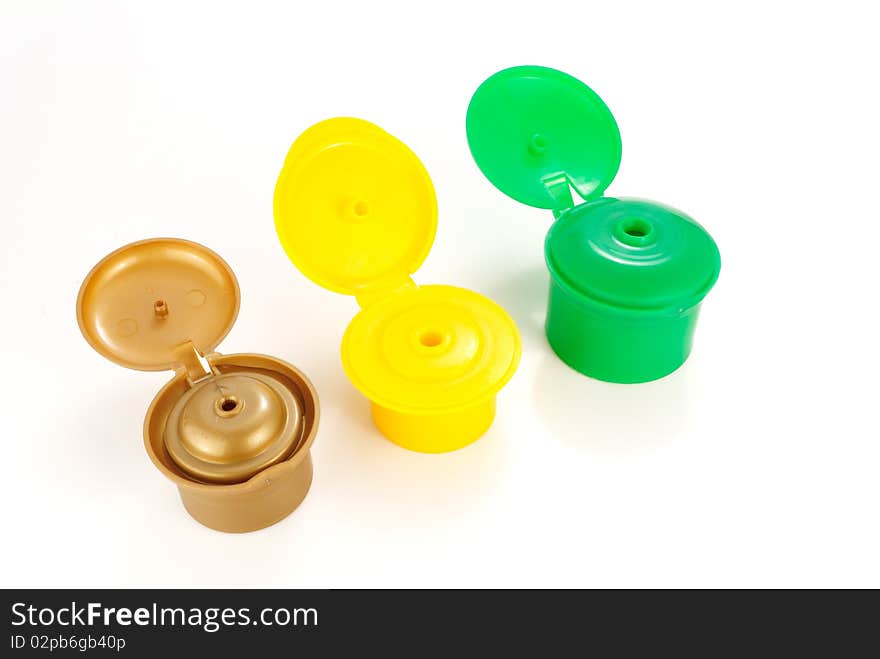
top-left (76, 238), bottom-right (240, 381)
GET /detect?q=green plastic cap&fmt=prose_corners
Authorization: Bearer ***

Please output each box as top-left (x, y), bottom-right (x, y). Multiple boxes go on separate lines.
top-left (546, 198), bottom-right (720, 312)
top-left (466, 65), bottom-right (622, 210)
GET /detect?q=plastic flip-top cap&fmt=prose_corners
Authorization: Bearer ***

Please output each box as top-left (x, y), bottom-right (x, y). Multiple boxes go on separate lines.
top-left (77, 239), bottom-right (322, 532)
top-left (466, 65), bottom-right (622, 209)
top-left (273, 117), bottom-right (437, 296)
top-left (468, 66), bottom-right (721, 383)
top-left (274, 118), bottom-right (521, 453)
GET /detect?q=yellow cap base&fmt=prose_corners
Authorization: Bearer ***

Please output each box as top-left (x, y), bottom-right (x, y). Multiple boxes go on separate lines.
top-left (370, 398), bottom-right (496, 453)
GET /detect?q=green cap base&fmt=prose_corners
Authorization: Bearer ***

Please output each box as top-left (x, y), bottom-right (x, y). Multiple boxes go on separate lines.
top-left (545, 279), bottom-right (703, 384)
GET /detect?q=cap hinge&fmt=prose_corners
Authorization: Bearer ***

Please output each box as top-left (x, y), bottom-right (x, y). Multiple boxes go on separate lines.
top-left (354, 275), bottom-right (417, 309)
top-left (542, 173), bottom-right (579, 219)
top-left (170, 341), bottom-right (215, 385)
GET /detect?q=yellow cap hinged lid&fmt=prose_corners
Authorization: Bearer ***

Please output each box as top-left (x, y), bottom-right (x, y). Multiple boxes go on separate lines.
top-left (76, 238), bottom-right (240, 372)
top-left (273, 117), bottom-right (437, 305)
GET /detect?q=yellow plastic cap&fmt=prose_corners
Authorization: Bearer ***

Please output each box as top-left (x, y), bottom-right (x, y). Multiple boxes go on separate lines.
top-left (273, 117), bottom-right (437, 297)
top-left (274, 118), bottom-right (521, 453)
top-left (341, 285), bottom-right (520, 415)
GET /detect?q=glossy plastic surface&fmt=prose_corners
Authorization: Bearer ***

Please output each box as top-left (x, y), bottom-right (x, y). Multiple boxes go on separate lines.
top-left (342, 285), bottom-right (520, 414)
top-left (547, 281), bottom-right (705, 383)
top-left (77, 238), bottom-right (239, 371)
top-left (467, 65), bottom-right (621, 210)
top-left (274, 117), bottom-right (437, 297)
top-left (275, 119), bottom-right (521, 451)
top-left (467, 65), bottom-right (720, 383)
top-left (164, 371), bottom-right (303, 484)
top-left (546, 198), bottom-right (720, 312)
top-left (145, 353), bottom-right (319, 533)
top-left (77, 239), bottom-right (320, 532)
top-left (371, 398), bottom-right (496, 454)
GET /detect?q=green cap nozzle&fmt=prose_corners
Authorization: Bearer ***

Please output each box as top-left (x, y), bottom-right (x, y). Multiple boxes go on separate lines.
top-left (466, 65), bottom-right (720, 383)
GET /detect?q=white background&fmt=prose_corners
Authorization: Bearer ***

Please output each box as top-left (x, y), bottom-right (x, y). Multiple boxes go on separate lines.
top-left (1, 0), bottom-right (878, 588)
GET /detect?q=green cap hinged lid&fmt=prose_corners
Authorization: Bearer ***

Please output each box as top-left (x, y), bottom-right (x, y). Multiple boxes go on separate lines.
top-left (466, 65), bottom-right (622, 210)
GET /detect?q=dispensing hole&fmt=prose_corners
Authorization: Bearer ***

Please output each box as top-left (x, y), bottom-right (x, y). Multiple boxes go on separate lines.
top-left (615, 217), bottom-right (655, 246)
top-left (215, 395), bottom-right (243, 418)
top-left (624, 222), bottom-right (648, 237)
top-left (353, 201), bottom-right (369, 217)
top-left (419, 330), bottom-right (444, 348)
top-left (154, 299), bottom-right (169, 318)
